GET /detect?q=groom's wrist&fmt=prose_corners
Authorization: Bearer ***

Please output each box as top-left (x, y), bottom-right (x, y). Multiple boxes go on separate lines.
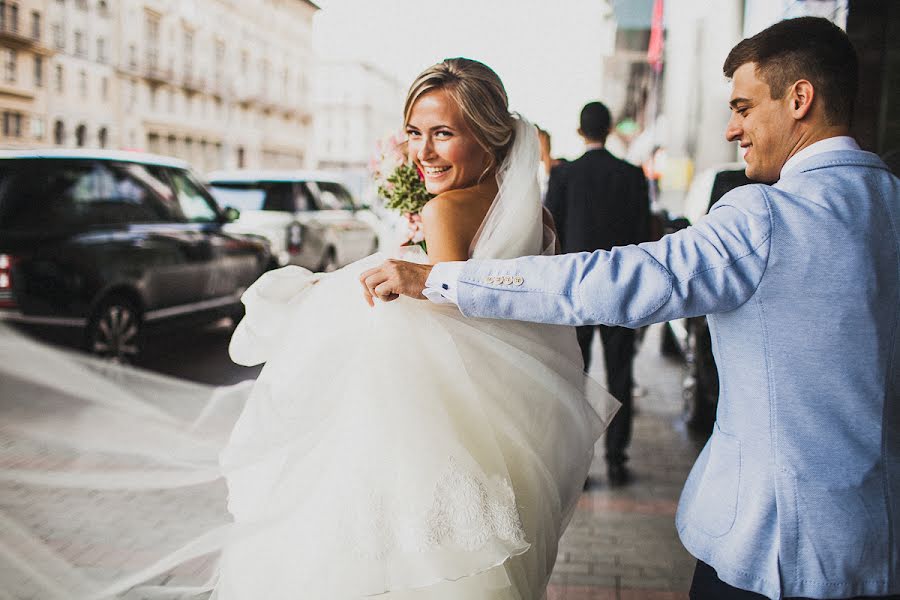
top-left (424, 261), bottom-right (464, 305)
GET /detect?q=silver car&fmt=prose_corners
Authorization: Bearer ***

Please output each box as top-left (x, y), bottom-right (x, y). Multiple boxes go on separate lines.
top-left (207, 170), bottom-right (380, 272)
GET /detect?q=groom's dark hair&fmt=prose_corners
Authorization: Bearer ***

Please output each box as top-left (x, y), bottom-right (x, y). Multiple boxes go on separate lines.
top-left (723, 16), bottom-right (858, 126)
top-left (579, 102), bottom-right (611, 141)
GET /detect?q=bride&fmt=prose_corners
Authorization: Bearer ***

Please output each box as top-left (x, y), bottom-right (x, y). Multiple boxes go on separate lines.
top-left (216, 57), bottom-right (616, 599)
top-left (0, 58), bottom-right (616, 600)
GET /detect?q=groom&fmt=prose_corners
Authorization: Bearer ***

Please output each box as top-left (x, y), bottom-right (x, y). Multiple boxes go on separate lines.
top-left (361, 17), bottom-right (900, 600)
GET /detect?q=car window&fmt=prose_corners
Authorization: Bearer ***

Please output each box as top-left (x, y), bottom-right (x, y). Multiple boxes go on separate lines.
top-left (315, 181), bottom-right (354, 210)
top-left (208, 181), bottom-right (315, 213)
top-left (168, 169), bottom-right (219, 223)
top-left (209, 184), bottom-right (267, 212)
top-left (0, 159), bottom-right (166, 233)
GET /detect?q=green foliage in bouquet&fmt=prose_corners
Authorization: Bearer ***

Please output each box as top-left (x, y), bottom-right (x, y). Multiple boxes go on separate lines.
top-left (378, 163), bottom-right (434, 214)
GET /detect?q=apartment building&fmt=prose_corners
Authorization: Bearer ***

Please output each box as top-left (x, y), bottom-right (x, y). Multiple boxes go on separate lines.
top-left (1, 0), bottom-right (317, 173)
top-left (313, 59), bottom-right (404, 171)
top-left (0, 0), bottom-right (53, 148)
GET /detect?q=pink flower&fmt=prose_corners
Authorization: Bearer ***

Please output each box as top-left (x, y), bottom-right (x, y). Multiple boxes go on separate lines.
top-left (404, 212), bottom-right (426, 244)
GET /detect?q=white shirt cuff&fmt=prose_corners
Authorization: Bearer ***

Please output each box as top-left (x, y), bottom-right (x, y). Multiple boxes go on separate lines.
top-left (424, 261), bottom-right (464, 305)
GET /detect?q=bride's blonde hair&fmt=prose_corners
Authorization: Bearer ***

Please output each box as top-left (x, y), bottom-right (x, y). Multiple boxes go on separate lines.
top-left (404, 58), bottom-right (516, 177)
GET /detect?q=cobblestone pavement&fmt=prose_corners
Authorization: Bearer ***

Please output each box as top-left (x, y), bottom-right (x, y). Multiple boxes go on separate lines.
top-left (547, 324), bottom-right (705, 600)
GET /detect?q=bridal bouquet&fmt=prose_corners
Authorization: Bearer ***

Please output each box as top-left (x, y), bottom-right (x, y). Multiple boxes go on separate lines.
top-left (370, 132), bottom-right (433, 251)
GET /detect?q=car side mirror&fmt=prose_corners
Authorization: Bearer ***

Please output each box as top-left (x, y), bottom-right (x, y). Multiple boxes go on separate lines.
top-left (222, 206), bottom-right (241, 223)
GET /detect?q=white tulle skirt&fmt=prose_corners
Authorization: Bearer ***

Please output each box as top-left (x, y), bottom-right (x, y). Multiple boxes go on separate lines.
top-left (0, 253), bottom-right (616, 600)
top-left (214, 253), bottom-right (617, 599)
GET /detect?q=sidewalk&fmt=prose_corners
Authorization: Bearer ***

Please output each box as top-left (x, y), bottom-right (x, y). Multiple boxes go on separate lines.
top-left (548, 324), bottom-right (705, 600)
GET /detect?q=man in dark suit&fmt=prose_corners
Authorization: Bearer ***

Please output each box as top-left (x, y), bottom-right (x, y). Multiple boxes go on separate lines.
top-left (544, 102), bottom-right (650, 486)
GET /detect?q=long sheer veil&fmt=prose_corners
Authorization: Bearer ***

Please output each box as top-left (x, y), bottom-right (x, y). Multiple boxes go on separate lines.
top-left (470, 114), bottom-right (555, 260)
top-left (0, 112), bottom-right (585, 599)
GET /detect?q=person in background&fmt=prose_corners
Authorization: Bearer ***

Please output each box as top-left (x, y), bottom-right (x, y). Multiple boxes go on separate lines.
top-left (543, 101), bottom-right (651, 486)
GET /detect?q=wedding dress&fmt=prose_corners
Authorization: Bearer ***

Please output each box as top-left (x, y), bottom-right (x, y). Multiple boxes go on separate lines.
top-left (0, 116), bottom-right (617, 599)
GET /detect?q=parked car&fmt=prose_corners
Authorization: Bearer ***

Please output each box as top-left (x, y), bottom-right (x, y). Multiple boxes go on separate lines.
top-left (206, 171), bottom-right (380, 272)
top-left (0, 149), bottom-right (271, 362)
top-left (663, 163), bottom-right (753, 435)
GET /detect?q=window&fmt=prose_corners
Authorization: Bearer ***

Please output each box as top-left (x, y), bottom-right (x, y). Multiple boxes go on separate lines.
top-left (97, 0), bottom-right (108, 15)
top-left (78, 69), bottom-right (87, 98)
top-left (2, 111), bottom-right (22, 137)
top-left (9, 2), bottom-right (18, 32)
top-left (75, 123), bottom-right (86, 146)
top-left (96, 37), bottom-right (106, 63)
top-left (30, 116), bottom-right (43, 140)
top-left (145, 13), bottom-right (160, 69)
top-left (168, 169), bottom-right (218, 223)
top-left (74, 30), bottom-right (84, 57)
top-left (53, 119), bottom-right (64, 145)
top-left (97, 126), bottom-right (107, 148)
top-left (2, 48), bottom-right (15, 83)
top-left (0, 2), bottom-right (6, 31)
top-left (75, 0), bottom-right (86, 9)
top-left (7, 161), bottom-right (167, 231)
top-left (33, 55), bottom-right (42, 87)
top-left (315, 182), bottom-right (354, 210)
top-left (100, 76), bottom-right (108, 100)
top-left (30, 10), bottom-right (38, 40)
top-left (52, 23), bottom-right (63, 50)
top-left (55, 63), bottom-right (63, 92)
top-left (183, 28), bottom-right (193, 77)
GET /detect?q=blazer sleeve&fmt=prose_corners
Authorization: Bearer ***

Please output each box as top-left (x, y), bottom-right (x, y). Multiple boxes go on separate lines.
top-left (457, 185), bottom-right (772, 328)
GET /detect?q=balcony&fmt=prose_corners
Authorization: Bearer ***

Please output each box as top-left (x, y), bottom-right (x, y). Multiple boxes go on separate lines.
top-left (143, 63), bottom-right (172, 85)
top-left (0, 23), bottom-right (39, 49)
top-left (181, 70), bottom-right (205, 94)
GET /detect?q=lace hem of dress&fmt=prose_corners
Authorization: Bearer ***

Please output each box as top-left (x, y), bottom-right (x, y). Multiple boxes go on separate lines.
top-left (348, 458), bottom-right (527, 560)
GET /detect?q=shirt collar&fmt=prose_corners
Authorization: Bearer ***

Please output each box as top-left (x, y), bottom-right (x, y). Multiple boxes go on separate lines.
top-left (585, 142), bottom-right (605, 152)
top-left (780, 136), bottom-right (860, 178)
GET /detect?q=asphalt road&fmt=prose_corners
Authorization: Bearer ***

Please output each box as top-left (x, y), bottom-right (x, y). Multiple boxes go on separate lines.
top-left (136, 318), bottom-right (262, 386)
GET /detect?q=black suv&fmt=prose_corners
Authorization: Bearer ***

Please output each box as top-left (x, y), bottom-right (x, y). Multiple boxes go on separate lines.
top-left (0, 150), bottom-right (271, 362)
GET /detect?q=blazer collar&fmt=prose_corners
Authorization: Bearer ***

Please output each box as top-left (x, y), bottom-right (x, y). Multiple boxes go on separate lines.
top-left (785, 149), bottom-right (889, 177)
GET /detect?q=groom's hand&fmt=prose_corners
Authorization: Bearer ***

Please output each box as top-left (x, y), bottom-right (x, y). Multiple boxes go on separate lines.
top-left (359, 260), bottom-right (433, 307)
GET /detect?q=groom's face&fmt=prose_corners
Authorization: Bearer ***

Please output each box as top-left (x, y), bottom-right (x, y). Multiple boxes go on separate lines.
top-left (726, 62), bottom-right (798, 183)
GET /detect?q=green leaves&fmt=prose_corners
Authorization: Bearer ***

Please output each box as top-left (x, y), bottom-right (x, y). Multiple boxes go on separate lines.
top-left (378, 163), bottom-right (434, 214)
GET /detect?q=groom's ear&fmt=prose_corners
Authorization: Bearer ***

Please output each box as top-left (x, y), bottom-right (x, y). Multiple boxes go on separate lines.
top-left (788, 80), bottom-right (815, 120)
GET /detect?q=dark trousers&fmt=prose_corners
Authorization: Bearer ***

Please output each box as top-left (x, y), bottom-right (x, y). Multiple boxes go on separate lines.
top-left (690, 560), bottom-right (900, 600)
top-left (576, 324), bottom-right (634, 466)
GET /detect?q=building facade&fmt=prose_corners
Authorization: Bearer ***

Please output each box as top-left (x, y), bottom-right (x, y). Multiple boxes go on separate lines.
top-left (1, 0), bottom-right (317, 174)
top-left (0, 0), bottom-right (54, 148)
top-left (313, 59), bottom-right (404, 171)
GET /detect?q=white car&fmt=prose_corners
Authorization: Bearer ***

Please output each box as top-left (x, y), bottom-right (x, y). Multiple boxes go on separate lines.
top-left (207, 170), bottom-right (380, 272)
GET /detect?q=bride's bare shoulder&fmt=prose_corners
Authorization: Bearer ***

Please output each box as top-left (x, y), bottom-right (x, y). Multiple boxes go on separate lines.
top-left (420, 182), bottom-right (497, 263)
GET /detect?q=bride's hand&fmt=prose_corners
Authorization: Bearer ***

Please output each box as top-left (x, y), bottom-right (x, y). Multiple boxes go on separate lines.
top-left (359, 260), bottom-right (433, 306)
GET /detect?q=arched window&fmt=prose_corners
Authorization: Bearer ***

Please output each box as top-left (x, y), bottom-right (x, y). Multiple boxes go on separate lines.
top-left (75, 123), bottom-right (87, 147)
top-left (98, 126), bottom-right (108, 148)
top-left (53, 120), bottom-right (65, 145)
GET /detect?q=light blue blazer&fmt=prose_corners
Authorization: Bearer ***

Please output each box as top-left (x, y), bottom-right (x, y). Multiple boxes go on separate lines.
top-left (456, 150), bottom-right (900, 599)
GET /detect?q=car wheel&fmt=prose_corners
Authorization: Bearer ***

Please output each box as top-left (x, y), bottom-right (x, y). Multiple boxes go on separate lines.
top-left (319, 248), bottom-right (338, 273)
top-left (86, 297), bottom-right (142, 364)
top-left (682, 319), bottom-right (718, 437)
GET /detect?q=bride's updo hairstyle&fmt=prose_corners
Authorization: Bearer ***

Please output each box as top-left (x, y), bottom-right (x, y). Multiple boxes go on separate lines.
top-left (404, 57), bottom-right (516, 177)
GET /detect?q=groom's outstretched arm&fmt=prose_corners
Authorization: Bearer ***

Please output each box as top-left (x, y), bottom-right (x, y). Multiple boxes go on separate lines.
top-left (457, 185), bottom-right (772, 328)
